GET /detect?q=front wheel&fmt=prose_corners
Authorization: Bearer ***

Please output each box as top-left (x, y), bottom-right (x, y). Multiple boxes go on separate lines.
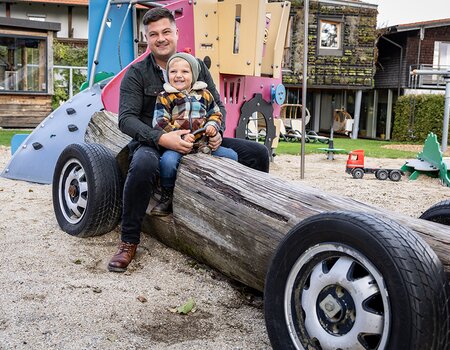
top-left (52, 143), bottom-right (122, 237)
top-left (352, 168), bottom-right (364, 179)
top-left (264, 212), bottom-right (450, 350)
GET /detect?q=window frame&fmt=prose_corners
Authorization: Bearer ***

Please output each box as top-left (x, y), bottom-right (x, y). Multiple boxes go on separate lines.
top-left (317, 17), bottom-right (344, 56)
top-left (0, 33), bottom-right (49, 94)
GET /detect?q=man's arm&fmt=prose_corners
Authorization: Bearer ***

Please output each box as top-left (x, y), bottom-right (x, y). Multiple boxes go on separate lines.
top-left (118, 66), bottom-right (164, 148)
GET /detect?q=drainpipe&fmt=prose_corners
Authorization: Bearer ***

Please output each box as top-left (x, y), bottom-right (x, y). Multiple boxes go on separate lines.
top-left (380, 35), bottom-right (403, 96)
top-left (300, 0), bottom-right (309, 179)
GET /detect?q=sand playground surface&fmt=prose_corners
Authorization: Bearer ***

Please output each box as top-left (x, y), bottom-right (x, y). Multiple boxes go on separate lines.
top-left (1, 145), bottom-right (449, 349)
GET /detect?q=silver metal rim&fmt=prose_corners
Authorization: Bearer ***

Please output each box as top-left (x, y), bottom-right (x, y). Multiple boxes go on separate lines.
top-left (58, 158), bottom-right (88, 224)
top-left (284, 243), bottom-right (390, 350)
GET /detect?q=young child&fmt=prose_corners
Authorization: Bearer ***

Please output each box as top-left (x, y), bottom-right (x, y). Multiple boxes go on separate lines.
top-left (151, 52), bottom-right (238, 216)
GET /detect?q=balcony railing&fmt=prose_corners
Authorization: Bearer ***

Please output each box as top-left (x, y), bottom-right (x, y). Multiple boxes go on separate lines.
top-left (409, 64), bottom-right (450, 89)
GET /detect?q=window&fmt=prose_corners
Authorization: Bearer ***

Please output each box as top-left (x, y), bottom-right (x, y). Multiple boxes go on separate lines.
top-left (433, 41), bottom-right (450, 69)
top-left (318, 19), bottom-right (343, 56)
top-left (0, 35), bottom-right (47, 93)
top-left (282, 15), bottom-right (294, 71)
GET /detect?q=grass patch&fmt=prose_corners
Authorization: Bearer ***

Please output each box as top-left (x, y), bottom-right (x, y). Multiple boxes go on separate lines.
top-left (0, 129), bottom-right (32, 147)
top-left (275, 138), bottom-right (420, 159)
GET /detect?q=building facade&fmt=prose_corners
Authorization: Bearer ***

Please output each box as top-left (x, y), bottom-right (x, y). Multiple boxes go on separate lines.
top-left (281, 0), bottom-right (378, 138)
top-left (375, 18), bottom-right (450, 139)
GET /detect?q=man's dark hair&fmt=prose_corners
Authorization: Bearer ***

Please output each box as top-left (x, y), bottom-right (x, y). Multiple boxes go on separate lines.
top-left (143, 8), bottom-right (175, 26)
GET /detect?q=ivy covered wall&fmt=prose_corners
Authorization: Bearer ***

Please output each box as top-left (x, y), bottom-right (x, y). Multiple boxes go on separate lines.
top-left (282, 0), bottom-right (377, 88)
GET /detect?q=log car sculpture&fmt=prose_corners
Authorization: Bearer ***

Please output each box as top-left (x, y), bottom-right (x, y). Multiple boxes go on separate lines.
top-left (52, 110), bottom-right (450, 350)
top-left (3, 0), bottom-right (450, 349)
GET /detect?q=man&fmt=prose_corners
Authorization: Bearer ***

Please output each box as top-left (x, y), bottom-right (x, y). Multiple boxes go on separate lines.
top-left (108, 7), bottom-right (269, 272)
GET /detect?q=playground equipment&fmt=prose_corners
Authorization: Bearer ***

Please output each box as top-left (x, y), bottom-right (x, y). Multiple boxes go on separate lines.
top-left (401, 132), bottom-right (450, 187)
top-left (1, 0), bottom-right (290, 184)
top-left (346, 149), bottom-right (404, 181)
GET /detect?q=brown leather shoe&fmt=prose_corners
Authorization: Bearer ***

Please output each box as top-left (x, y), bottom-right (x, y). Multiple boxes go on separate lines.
top-left (108, 241), bottom-right (138, 273)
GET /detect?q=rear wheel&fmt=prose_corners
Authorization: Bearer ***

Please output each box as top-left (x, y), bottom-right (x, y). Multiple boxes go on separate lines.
top-left (264, 212), bottom-right (450, 350)
top-left (52, 143), bottom-right (122, 237)
top-left (376, 169), bottom-right (388, 180)
top-left (419, 199), bottom-right (450, 225)
top-left (389, 170), bottom-right (402, 182)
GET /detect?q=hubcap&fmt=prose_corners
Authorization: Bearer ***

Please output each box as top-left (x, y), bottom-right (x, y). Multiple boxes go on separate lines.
top-left (58, 159), bottom-right (88, 224)
top-left (284, 244), bottom-right (390, 350)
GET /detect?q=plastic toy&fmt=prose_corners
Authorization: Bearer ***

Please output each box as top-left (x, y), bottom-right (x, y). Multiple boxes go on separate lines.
top-left (346, 149), bottom-right (404, 181)
top-left (402, 132), bottom-right (450, 187)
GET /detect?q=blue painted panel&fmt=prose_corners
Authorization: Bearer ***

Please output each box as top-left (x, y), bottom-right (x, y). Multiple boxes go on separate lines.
top-left (88, 1), bottom-right (135, 80)
top-left (1, 84), bottom-right (105, 184)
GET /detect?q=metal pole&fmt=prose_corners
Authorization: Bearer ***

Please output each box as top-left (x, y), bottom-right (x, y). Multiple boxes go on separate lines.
top-left (443, 77), bottom-right (450, 151)
top-left (69, 67), bottom-right (73, 99)
top-left (411, 69), bottom-right (450, 151)
top-left (89, 0), bottom-right (112, 88)
top-left (300, 0), bottom-right (309, 179)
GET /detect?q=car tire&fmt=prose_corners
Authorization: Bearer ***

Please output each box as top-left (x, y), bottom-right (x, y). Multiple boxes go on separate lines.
top-left (264, 211), bottom-right (450, 350)
top-left (52, 143), bottom-right (122, 237)
top-left (419, 199), bottom-right (450, 225)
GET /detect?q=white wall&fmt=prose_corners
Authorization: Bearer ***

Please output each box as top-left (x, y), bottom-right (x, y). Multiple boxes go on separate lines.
top-left (9, 3), bottom-right (88, 40)
top-left (72, 7), bottom-right (88, 39)
top-left (0, 4), bottom-right (5, 17)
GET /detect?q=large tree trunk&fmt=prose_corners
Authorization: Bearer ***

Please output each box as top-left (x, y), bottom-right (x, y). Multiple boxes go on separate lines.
top-left (86, 111), bottom-right (450, 292)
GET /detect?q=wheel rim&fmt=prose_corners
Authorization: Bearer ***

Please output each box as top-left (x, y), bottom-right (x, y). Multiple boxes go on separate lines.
top-left (390, 172), bottom-right (401, 181)
top-left (58, 158), bottom-right (89, 224)
top-left (284, 243), bottom-right (390, 350)
top-left (378, 171), bottom-right (388, 180)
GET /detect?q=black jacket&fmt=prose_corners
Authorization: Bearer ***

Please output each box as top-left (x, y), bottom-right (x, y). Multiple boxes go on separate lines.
top-left (118, 53), bottom-right (225, 149)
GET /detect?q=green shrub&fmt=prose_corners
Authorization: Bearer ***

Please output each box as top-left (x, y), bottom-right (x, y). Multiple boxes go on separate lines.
top-left (392, 94), bottom-right (445, 143)
top-left (52, 41), bottom-right (88, 109)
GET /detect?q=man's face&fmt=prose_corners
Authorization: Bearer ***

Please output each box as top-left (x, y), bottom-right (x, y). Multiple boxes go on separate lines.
top-left (168, 58), bottom-right (192, 91)
top-left (145, 18), bottom-right (178, 65)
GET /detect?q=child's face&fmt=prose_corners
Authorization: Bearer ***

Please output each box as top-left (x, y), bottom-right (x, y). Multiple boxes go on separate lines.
top-left (168, 58), bottom-right (193, 91)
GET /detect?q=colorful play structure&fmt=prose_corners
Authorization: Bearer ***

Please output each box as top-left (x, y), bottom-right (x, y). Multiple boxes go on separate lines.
top-left (1, 0), bottom-right (290, 184)
top-left (402, 132), bottom-right (450, 187)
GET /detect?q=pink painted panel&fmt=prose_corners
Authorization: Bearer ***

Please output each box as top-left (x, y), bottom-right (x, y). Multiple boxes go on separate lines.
top-left (102, 0), bottom-right (194, 114)
top-left (219, 74), bottom-right (283, 137)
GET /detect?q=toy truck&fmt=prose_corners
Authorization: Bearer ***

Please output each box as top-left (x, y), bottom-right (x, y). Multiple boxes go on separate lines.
top-left (346, 149), bottom-right (404, 181)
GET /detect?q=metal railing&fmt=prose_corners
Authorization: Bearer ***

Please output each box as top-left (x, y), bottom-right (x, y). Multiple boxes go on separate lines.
top-left (53, 65), bottom-right (88, 99)
top-left (409, 64), bottom-right (450, 89)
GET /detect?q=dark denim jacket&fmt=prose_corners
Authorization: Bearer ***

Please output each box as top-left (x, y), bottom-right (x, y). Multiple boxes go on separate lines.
top-left (118, 53), bottom-right (225, 150)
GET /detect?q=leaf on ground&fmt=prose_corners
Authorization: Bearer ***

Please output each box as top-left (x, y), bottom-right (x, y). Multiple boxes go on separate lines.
top-left (176, 298), bottom-right (196, 315)
top-left (137, 295), bottom-right (147, 303)
top-left (73, 259), bottom-right (82, 265)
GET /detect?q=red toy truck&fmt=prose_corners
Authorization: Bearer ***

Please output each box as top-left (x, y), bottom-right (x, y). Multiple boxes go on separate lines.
top-left (346, 149), bottom-right (404, 181)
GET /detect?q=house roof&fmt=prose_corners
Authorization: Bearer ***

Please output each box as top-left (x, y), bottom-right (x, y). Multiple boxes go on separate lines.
top-left (22, 0), bottom-right (88, 5)
top-left (386, 18), bottom-right (450, 32)
top-left (19, 1), bottom-right (156, 9)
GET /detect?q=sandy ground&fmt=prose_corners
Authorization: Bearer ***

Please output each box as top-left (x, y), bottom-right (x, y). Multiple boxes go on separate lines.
top-left (1, 144), bottom-right (450, 349)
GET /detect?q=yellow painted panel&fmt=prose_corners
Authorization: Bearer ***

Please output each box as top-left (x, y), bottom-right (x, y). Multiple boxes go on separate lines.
top-left (261, 1), bottom-right (290, 78)
top-left (193, 0), bottom-right (220, 90)
top-left (217, 0), bottom-right (266, 76)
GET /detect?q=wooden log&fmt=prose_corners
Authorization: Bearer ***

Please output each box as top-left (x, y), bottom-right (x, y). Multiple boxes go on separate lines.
top-left (86, 111), bottom-right (450, 292)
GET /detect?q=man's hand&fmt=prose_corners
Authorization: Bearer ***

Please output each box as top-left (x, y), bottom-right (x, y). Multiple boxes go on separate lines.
top-left (208, 132), bottom-right (222, 151)
top-left (158, 130), bottom-right (193, 154)
top-left (205, 125), bottom-right (217, 137)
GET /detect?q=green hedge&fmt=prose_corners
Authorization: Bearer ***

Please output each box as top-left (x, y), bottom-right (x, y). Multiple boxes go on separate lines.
top-left (392, 94), bottom-right (445, 143)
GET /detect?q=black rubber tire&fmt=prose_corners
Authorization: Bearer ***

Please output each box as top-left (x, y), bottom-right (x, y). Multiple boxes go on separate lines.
top-left (377, 169), bottom-right (389, 180)
top-left (352, 168), bottom-right (364, 179)
top-left (264, 211), bottom-right (450, 350)
top-left (52, 143), bottom-right (122, 237)
top-left (389, 170), bottom-right (402, 182)
top-left (420, 199), bottom-right (450, 225)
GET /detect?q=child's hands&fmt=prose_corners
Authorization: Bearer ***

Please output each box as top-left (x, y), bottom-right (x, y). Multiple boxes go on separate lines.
top-left (182, 133), bottom-right (195, 143)
top-left (205, 125), bottom-right (217, 137)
